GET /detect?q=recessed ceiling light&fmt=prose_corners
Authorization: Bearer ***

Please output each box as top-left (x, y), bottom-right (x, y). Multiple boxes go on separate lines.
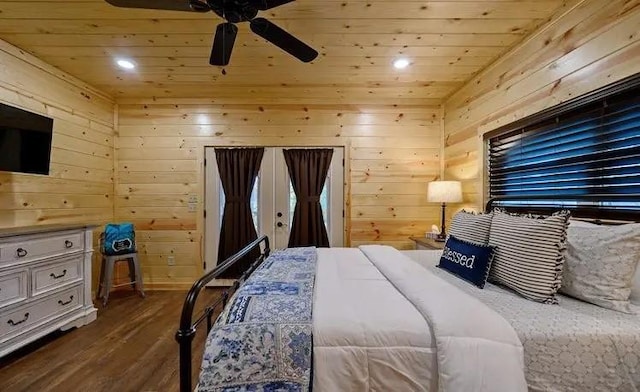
top-left (116, 59), bottom-right (136, 70)
top-left (393, 58), bottom-right (410, 69)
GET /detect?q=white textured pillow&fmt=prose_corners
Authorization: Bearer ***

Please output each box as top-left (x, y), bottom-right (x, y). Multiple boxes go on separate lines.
top-left (561, 223), bottom-right (640, 313)
top-left (569, 219), bottom-right (599, 228)
top-left (632, 266), bottom-right (640, 305)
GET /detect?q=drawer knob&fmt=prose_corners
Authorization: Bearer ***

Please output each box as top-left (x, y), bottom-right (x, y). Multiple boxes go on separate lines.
top-left (64, 240), bottom-right (74, 249)
top-left (16, 248), bottom-right (28, 258)
top-left (58, 295), bottom-right (74, 306)
top-left (50, 269), bottom-right (68, 279)
top-left (7, 313), bottom-right (30, 327)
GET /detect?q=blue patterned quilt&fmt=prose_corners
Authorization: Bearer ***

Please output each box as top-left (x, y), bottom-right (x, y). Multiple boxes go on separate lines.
top-left (198, 247), bottom-right (317, 392)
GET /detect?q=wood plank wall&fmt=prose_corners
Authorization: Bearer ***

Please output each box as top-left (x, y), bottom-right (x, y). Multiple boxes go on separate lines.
top-left (0, 40), bottom-right (115, 286)
top-left (444, 0), bottom-right (640, 214)
top-left (115, 100), bottom-right (443, 288)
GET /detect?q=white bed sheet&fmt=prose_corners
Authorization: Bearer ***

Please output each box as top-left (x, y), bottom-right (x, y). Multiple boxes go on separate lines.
top-left (403, 249), bottom-right (640, 392)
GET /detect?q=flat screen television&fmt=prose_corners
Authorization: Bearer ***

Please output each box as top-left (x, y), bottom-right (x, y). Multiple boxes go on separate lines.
top-left (0, 102), bottom-right (53, 175)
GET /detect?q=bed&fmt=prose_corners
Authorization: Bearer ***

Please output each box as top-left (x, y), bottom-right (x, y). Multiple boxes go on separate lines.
top-left (404, 250), bottom-right (640, 392)
top-left (176, 198), bottom-right (640, 392)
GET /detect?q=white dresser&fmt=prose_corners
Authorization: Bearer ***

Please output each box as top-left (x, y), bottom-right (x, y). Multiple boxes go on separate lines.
top-left (0, 224), bottom-right (97, 357)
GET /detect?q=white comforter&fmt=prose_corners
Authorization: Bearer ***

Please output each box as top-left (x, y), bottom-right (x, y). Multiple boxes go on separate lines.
top-left (407, 249), bottom-right (640, 392)
top-left (313, 246), bottom-right (527, 392)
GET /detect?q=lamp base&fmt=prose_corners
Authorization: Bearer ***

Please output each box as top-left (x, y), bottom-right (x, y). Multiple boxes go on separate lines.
top-left (434, 234), bottom-right (447, 243)
top-left (437, 202), bottom-right (447, 243)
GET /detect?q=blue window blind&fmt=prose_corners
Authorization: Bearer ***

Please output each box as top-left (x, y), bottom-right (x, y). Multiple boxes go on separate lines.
top-left (487, 77), bottom-right (640, 219)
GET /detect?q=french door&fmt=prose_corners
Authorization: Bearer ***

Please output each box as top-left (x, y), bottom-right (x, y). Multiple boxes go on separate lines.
top-left (204, 146), bottom-right (344, 278)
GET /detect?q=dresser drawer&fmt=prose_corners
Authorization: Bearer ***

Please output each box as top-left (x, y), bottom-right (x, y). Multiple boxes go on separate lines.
top-left (0, 270), bottom-right (28, 309)
top-left (0, 232), bottom-right (84, 265)
top-left (31, 257), bottom-right (83, 297)
top-left (0, 286), bottom-right (82, 341)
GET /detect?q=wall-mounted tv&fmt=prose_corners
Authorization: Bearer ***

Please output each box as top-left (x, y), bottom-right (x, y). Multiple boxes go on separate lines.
top-left (0, 102), bottom-right (53, 175)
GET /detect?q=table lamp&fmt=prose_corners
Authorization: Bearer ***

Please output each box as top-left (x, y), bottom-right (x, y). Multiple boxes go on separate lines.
top-left (427, 181), bottom-right (463, 242)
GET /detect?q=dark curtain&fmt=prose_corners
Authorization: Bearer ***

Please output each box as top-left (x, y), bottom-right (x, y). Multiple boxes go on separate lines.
top-left (284, 149), bottom-right (333, 248)
top-left (215, 147), bottom-right (264, 278)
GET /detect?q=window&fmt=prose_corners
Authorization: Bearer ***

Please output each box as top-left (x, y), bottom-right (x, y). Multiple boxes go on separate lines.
top-left (486, 74), bottom-right (640, 219)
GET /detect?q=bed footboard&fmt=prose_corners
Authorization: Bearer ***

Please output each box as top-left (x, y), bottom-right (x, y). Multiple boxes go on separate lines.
top-left (175, 236), bottom-right (270, 392)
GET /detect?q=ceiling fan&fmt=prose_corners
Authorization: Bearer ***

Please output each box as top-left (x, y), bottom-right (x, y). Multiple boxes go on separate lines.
top-left (104, 0), bottom-right (318, 66)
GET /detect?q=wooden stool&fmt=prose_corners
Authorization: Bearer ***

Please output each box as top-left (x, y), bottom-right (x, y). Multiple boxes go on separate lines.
top-left (97, 252), bottom-right (145, 306)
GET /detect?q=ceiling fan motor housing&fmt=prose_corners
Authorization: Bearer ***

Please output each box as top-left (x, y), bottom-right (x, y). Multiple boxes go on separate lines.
top-left (208, 0), bottom-right (259, 23)
top-left (104, 0), bottom-right (318, 65)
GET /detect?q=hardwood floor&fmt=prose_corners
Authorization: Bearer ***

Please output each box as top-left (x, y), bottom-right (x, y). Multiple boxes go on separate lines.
top-left (0, 289), bottom-right (224, 392)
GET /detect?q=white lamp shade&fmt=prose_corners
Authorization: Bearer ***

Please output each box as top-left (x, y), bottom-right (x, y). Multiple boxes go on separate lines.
top-left (427, 181), bottom-right (463, 203)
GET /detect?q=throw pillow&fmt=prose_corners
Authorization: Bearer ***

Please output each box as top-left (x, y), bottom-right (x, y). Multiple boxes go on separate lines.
top-left (569, 219), bottom-right (599, 228)
top-left (488, 210), bottom-right (570, 304)
top-left (449, 210), bottom-right (493, 245)
top-left (632, 266), bottom-right (640, 306)
top-left (561, 222), bottom-right (640, 313)
top-left (438, 235), bottom-right (495, 288)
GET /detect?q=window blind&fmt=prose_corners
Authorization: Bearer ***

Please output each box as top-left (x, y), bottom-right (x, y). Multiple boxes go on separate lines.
top-left (487, 77), bottom-right (640, 218)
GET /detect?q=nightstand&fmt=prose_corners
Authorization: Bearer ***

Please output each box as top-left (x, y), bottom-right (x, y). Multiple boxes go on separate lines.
top-left (409, 236), bottom-right (445, 250)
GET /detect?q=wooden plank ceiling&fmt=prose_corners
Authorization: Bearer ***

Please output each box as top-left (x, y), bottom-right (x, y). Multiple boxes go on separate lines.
top-left (0, 1), bottom-right (567, 102)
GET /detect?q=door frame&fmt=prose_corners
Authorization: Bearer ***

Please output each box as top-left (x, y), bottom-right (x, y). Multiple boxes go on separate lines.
top-left (202, 144), bottom-right (349, 280)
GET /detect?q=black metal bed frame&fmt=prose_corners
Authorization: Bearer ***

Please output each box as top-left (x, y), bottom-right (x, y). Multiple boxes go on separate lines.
top-left (175, 235), bottom-right (271, 392)
top-left (485, 194), bottom-right (640, 222)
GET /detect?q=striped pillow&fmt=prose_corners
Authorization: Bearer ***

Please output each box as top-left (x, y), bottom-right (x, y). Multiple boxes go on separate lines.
top-left (449, 211), bottom-right (493, 245)
top-left (488, 210), bottom-right (570, 304)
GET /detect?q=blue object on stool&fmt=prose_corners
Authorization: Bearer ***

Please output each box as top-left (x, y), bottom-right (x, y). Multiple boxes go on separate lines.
top-left (103, 222), bottom-right (136, 255)
top-left (97, 223), bottom-right (145, 306)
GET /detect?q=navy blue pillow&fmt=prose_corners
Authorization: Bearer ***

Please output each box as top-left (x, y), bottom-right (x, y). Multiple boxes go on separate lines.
top-left (438, 235), bottom-right (495, 288)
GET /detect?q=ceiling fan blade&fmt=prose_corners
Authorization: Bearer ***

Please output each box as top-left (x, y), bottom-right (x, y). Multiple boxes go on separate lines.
top-left (210, 23), bottom-right (238, 66)
top-left (104, 0), bottom-right (207, 12)
top-left (250, 0), bottom-right (295, 11)
top-left (250, 18), bottom-right (318, 63)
